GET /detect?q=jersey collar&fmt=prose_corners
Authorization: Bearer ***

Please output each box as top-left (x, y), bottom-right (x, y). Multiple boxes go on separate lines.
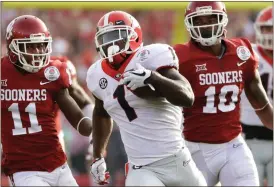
top-left (101, 52), bottom-right (136, 81)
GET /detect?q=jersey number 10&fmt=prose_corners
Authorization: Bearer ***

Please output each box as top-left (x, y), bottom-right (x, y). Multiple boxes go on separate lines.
top-left (203, 85), bottom-right (239, 113)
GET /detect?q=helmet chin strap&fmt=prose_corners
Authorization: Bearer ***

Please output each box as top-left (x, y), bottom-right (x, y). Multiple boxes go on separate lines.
top-left (107, 45), bottom-right (120, 63)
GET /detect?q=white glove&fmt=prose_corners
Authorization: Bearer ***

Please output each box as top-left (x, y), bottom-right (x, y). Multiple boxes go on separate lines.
top-left (90, 158), bottom-right (110, 185)
top-left (122, 63), bottom-right (152, 90)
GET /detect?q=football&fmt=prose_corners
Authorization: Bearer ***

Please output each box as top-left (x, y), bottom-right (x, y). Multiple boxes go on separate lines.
top-left (131, 86), bottom-right (162, 99)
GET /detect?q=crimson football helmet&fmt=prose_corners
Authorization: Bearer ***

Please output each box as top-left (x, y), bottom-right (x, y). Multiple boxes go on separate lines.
top-left (184, 2), bottom-right (228, 46)
top-left (95, 11), bottom-right (143, 64)
top-left (6, 15), bottom-right (52, 73)
top-left (254, 6), bottom-right (273, 50)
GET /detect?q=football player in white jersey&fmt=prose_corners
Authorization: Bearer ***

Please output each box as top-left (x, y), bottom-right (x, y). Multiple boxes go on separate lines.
top-left (86, 11), bottom-right (207, 186)
top-left (240, 6), bottom-right (273, 186)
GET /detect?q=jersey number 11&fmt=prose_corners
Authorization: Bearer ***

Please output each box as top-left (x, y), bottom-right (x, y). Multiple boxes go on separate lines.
top-left (8, 103), bottom-right (42, 136)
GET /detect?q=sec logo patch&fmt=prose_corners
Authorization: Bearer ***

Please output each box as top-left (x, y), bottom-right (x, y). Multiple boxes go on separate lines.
top-left (99, 78), bottom-right (108, 89)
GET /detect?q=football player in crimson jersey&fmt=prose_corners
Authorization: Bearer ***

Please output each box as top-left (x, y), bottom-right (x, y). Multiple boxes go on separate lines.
top-left (50, 56), bottom-right (94, 152)
top-left (173, 2), bottom-right (273, 186)
top-left (1, 15), bottom-right (93, 186)
top-left (240, 6), bottom-right (273, 186)
top-left (87, 11), bottom-right (207, 186)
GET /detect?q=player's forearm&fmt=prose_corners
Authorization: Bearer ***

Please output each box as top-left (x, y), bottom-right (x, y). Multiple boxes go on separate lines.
top-left (56, 89), bottom-right (92, 136)
top-left (77, 118), bottom-right (93, 137)
top-left (93, 116), bottom-right (113, 158)
top-left (255, 103), bottom-right (273, 130)
top-left (63, 108), bottom-right (93, 137)
top-left (244, 72), bottom-right (273, 130)
top-left (76, 104), bottom-right (95, 139)
top-left (146, 71), bottom-right (194, 107)
top-left (68, 83), bottom-right (93, 109)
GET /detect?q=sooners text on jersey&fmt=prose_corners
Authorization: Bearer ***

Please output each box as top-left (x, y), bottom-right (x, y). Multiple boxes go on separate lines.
top-left (174, 38), bottom-right (258, 143)
top-left (1, 56), bottom-right (71, 175)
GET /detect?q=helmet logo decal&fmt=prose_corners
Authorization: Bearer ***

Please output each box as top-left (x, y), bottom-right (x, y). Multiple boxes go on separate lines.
top-left (115, 20), bottom-right (125, 25)
top-left (196, 6), bottom-right (212, 13)
top-left (44, 66), bottom-right (60, 81)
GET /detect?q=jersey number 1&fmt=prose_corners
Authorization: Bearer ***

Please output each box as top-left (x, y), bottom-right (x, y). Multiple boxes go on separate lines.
top-left (8, 103), bottom-right (42, 136)
top-left (113, 85), bottom-right (137, 122)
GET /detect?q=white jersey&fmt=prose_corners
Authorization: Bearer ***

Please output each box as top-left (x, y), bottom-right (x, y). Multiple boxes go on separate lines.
top-left (240, 44), bottom-right (273, 126)
top-left (86, 44), bottom-right (184, 166)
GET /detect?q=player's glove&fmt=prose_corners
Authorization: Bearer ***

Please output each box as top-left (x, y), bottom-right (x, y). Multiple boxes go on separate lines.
top-left (90, 158), bottom-right (110, 185)
top-left (122, 63), bottom-right (153, 90)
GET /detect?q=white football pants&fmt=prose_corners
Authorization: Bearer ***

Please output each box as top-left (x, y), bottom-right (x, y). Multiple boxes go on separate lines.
top-left (245, 138), bottom-right (273, 186)
top-left (125, 147), bottom-right (207, 186)
top-left (9, 162), bottom-right (78, 186)
top-left (185, 134), bottom-right (259, 186)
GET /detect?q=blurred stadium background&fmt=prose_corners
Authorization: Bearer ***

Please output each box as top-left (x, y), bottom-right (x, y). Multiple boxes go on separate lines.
top-left (1, 1), bottom-right (272, 186)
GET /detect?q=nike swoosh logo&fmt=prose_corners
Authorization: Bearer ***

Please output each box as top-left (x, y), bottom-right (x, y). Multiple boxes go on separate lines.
top-left (131, 72), bottom-right (146, 76)
top-left (132, 165), bottom-right (142, 169)
top-left (40, 81), bottom-right (53, 85)
top-left (237, 61), bottom-right (247, 66)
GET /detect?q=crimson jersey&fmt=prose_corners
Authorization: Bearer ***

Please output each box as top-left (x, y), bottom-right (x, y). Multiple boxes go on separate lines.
top-left (50, 56), bottom-right (77, 134)
top-left (1, 56), bottom-right (72, 175)
top-left (174, 38), bottom-right (258, 143)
